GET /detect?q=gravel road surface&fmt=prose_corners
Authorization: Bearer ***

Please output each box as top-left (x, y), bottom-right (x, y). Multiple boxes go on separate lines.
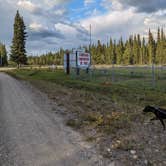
top-left (0, 73), bottom-right (106, 166)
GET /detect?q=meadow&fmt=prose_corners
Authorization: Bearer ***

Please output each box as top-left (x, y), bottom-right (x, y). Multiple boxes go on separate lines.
top-left (8, 66), bottom-right (166, 106)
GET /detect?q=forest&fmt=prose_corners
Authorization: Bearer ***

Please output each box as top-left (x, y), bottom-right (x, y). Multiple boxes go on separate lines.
top-left (28, 28), bottom-right (166, 66)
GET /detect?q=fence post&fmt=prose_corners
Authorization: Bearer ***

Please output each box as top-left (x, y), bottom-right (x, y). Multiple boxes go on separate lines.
top-left (152, 63), bottom-right (156, 88)
top-left (76, 51), bottom-right (80, 75)
top-left (66, 52), bottom-right (70, 75)
top-left (112, 61), bottom-right (115, 82)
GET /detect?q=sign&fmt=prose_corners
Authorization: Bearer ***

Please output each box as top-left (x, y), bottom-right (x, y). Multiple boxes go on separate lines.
top-left (64, 49), bottom-right (91, 71)
top-left (77, 52), bottom-right (90, 68)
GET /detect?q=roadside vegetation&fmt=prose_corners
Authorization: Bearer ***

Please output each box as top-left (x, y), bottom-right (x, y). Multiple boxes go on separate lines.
top-left (6, 68), bottom-right (166, 165)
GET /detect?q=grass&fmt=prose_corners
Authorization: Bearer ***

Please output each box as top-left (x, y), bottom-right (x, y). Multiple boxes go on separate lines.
top-left (6, 68), bottom-right (166, 107)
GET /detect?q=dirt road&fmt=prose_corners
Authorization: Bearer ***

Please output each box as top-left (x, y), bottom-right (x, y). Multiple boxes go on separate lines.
top-left (0, 73), bottom-right (106, 166)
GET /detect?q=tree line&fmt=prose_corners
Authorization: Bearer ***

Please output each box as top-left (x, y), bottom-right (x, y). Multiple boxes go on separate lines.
top-left (28, 28), bottom-right (166, 66)
top-left (28, 49), bottom-right (64, 66)
top-left (90, 28), bottom-right (166, 65)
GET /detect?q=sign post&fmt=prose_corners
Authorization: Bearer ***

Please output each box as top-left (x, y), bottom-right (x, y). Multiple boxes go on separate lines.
top-left (66, 51), bottom-right (70, 75)
top-left (64, 49), bottom-right (91, 75)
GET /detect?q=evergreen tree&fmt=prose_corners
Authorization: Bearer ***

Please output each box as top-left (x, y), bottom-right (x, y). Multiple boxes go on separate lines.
top-left (148, 29), bottom-right (156, 64)
top-left (96, 40), bottom-right (103, 64)
top-left (0, 43), bottom-right (8, 66)
top-left (141, 37), bottom-right (147, 64)
top-left (116, 37), bottom-right (124, 64)
top-left (123, 40), bottom-right (131, 64)
top-left (112, 40), bottom-right (117, 64)
top-left (160, 28), bottom-right (166, 64)
top-left (156, 28), bottom-right (161, 64)
top-left (10, 10), bottom-right (27, 67)
top-left (128, 35), bottom-right (134, 64)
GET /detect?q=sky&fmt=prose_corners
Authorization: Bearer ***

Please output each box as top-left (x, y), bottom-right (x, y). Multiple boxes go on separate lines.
top-left (0, 0), bottom-right (166, 55)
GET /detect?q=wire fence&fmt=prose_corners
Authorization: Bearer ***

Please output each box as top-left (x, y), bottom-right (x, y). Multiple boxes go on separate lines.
top-left (69, 65), bottom-right (166, 92)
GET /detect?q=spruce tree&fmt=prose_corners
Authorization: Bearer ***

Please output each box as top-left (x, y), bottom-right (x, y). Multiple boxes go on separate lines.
top-left (0, 43), bottom-right (8, 66)
top-left (148, 29), bottom-right (156, 64)
top-left (116, 37), bottom-right (124, 64)
top-left (112, 40), bottom-right (117, 64)
top-left (156, 28), bottom-right (161, 64)
top-left (160, 28), bottom-right (166, 64)
top-left (10, 10), bottom-right (27, 67)
top-left (141, 37), bottom-right (147, 64)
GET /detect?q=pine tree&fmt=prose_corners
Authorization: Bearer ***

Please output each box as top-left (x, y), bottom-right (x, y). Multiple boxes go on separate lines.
top-left (10, 10), bottom-right (27, 67)
top-left (141, 37), bottom-right (147, 64)
top-left (156, 28), bottom-right (161, 64)
top-left (123, 40), bottom-right (131, 64)
top-left (128, 35), bottom-right (134, 64)
top-left (133, 35), bottom-right (140, 64)
top-left (148, 29), bottom-right (156, 64)
top-left (160, 28), bottom-right (166, 64)
top-left (116, 37), bottom-right (124, 64)
top-left (112, 40), bottom-right (117, 64)
top-left (96, 40), bottom-right (103, 64)
top-left (0, 44), bottom-right (8, 66)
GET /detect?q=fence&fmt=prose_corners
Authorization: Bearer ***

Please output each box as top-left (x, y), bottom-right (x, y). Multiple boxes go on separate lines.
top-left (69, 65), bottom-right (166, 92)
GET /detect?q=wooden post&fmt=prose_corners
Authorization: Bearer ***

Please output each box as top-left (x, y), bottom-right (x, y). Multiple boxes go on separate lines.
top-left (76, 51), bottom-right (80, 75)
top-left (152, 63), bottom-right (156, 88)
top-left (66, 52), bottom-right (70, 75)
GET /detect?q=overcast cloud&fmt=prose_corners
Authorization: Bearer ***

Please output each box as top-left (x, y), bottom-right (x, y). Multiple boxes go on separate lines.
top-left (0, 0), bottom-right (165, 55)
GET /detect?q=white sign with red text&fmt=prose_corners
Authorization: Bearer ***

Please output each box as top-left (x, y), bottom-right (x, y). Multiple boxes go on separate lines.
top-left (77, 52), bottom-right (91, 68)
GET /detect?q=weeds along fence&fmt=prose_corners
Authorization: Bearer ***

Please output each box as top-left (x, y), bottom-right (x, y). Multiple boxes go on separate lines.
top-left (69, 65), bottom-right (166, 92)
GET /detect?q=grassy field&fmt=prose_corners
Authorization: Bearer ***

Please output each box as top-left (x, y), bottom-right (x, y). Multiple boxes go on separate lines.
top-left (6, 67), bottom-right (166, 165)
top-left (7, 67), bottom-right (166, 106)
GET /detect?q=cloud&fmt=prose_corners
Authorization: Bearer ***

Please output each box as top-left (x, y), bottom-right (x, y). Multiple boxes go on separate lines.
top-left (81, 8), bottom-right (136, 37)
top-left (76, 33), bottom-right (89, 42)
top-left (123, 0), bottom-right (166, 13)
top-left (84, 0), bottom-right (95, 6)
top-left (54, 22), bottom-right (90, 48)
top-left (102, 0), bottom-right (166, 13)
top-left (17, 0), bottom-right (41, 14)
top-left (43, 0), bottom-right (72, 8)
top-left (29, 29), bottom-right (64, 40)
top-left (81, 6), bottom-right (166, 43)
top-left (28, 23), bottom-right (65, 40)
top-left (29, 22), bottom-right (43, 31)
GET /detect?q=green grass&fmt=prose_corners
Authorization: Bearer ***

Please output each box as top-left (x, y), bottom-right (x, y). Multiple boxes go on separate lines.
top-left (6, 68), bottom-right (166, 108)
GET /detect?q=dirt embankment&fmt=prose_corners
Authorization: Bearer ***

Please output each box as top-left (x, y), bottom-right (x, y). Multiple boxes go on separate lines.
top-left (29, 79), bottom-right (166, 166)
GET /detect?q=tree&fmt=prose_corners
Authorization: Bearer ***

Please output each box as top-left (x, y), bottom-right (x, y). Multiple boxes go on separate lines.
top-left (116, 37), bottom-right (124, 64)
top-left (148, 29), bottom-right (156, 64)
top-left (156, 28), bottom-right (161, 64)
top-left (123, 40), bottom-right (132, 64)
top-left (141, 37), bottom-right (147, 64)
top-left (0, 43), bottom-right (8, 66)
top-left (10, 10), bottom-right (27, 67)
